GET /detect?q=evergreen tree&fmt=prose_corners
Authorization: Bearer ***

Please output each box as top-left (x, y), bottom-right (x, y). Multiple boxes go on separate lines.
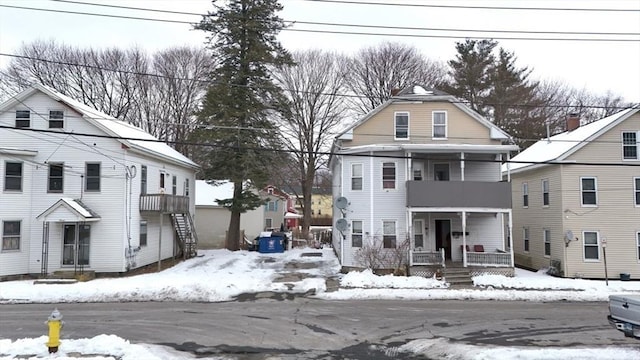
top-left (193, 0), bottom-right (292, 250)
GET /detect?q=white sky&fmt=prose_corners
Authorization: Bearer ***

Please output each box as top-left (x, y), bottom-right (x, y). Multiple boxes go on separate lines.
top-left (1, 247), bottom-right (640, 359)
top-left (0, 0), bottom-right (639, 102)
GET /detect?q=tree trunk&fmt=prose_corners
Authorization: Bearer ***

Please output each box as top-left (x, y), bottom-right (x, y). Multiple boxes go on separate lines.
top-left (226, 180), bottom-right (243, 251)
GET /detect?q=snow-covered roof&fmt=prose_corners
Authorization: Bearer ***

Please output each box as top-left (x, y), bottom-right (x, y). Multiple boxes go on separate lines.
top-left (37, 198), bottom-right (101, 222)
top-left (337, 143), bottom-right (518, 155)
top-left (4, 84), bottom-right (198, 169)
top-left (505, 108), bottom-right (639, 174)
top-left (195, 180), bottom-right (234, 207)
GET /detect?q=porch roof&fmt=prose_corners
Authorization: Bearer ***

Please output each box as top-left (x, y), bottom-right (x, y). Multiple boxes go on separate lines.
top-left (37, 198), bottom-right (101, 223)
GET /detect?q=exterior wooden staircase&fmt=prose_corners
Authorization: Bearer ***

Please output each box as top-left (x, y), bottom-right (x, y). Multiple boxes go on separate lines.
top-left (444, 266), bottom-right (473, 286)
top-left (171, 212), bottom-right (198, 259)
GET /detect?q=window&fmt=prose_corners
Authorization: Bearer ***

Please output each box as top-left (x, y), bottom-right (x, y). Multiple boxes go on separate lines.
top-left (2, 221), bottom-right (21, 251)
top-left (267, 187), bottom-right (274, 194)
top-left (523, 227), bottom-right (530, 252)
top-left (267, 201), bottom-right (277, 212)
top-left (351, 220), bottom-right (363, 247)
top-left (382, 162), bottom-right (396, 189)
top-left (265, 218), bottom-right (273, 229)
top-left (85, 163), bottom-right (100, 191)
top-left (412, 162), bottom-right (423, 181)
top-left (140, 220), bottom-right (148, 246)
top-left (394, 112), bottom-right (409, 139)
top-left (581, 177), bottom-right (597, 206)
top-left (172, 176), bottom-right (177, 195)
top-left (637, 232), bottom-right (640, 261)
top-left (140, 165), bottom-right (147, 195)
top-left (4, 161), bottom-right (23, 191)
top-left (634, 177), bottom-right (639, 206)
top-left (432, 111), bottom-right (447, 139)
top-left (15, 110), bottom-right (30, 128)
top-left (542, 179), bottom-right (549, 206)
top-left (583, 231), bottom-right (599, 260)
top-left (413, 219), bottom-right (424, 248)
top-left (184, 179), bottom-right (190, 196)
top-left (622, 131), bottom-right (638, 160)
top-left (49, 110), bottom-right (64, 128)
top-left (160, 173), bottom-right (166, 189)
top-left (383, 220), bottom-right (396, 248)
top-left (48, 163), bottom-right (64, 193)
top-left (351, 163), bottom-right (363, 191)
top-left (544, 229), bottom-right (551, 257)
top-left (522, 182), bottom-right (529, 207)
top-left (434, 163), bottom-right (450, 181)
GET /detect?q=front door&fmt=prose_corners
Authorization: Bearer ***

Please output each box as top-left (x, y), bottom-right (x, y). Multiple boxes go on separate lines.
top-left (435, 219), bottom-right (452, 260)
top-left (62, 224), bottom-right (91, 266)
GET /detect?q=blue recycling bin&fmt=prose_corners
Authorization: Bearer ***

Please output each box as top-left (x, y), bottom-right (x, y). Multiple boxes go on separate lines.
top-left (258, 233), bottom-right (285, 253)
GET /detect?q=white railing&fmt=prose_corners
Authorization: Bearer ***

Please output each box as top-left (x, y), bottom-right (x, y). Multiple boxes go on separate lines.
top-left (410, 248), bottom-right (445, 266)
top-left (466, 251), bottom-right (512, 267)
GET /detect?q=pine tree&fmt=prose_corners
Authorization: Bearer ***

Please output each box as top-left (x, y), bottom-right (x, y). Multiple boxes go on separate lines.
top-left (193, 0), bottom-right (293, 250)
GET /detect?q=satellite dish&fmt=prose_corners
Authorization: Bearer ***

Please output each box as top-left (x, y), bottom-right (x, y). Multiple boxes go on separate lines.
top-left (335, 196), bottom-right (349, 209)
top-left (564, 230), bottom-right (574, 241)
top-left (335, 218), bottom-right (348, 232)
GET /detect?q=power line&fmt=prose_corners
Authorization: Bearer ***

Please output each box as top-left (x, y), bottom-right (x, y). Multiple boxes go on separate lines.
top-left (2, 4), bottom-right (639, 42)
top-left (1, 53), bottom-right (637, 110)
top-left (299, 0), bottom-right (640, 12)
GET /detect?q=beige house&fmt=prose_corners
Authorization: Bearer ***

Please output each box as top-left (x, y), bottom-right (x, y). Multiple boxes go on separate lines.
top-left (505, 108), bottom-right (640, 280)
top-left (330, 86), bottom-right (518, 277)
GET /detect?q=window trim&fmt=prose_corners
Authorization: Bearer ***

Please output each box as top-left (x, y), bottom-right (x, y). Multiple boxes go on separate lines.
top-left (265, 218), bottom-right (273, 230)
top-left (523, 227), bottom-right (530, 253)
top-left (583, 230), bottom-right (600, 262)
top-left (522, 182), bottom-right (529, 208)
top-left (48, 110), bottom-right (65, 129)
top-left (622, 131), bottom-right (639, 161)
top-left (351, 220), bottom-right (363, 248)
top-left (394, 111), bottom-right (409, 140)
top-left (580, 177), bottom-right (598, 207)
top-left (542, 179), bottom-right (549, 207)
top-left (634, 177), bottom-right (640, 207)
top-left (48, 163), bottom-right (64, 193)
top-left (4, 161), bottom-right (23, 192)
top-left (15, 110), bottom-right (30, 128)
top-left (543, 228), bottom-right (551, 258)
top-left (85, 162), bottom-right (101, 192)
top-left (351, 163), bottom-right (363, 191)
top-left (382, 220), bottom-right (397, 248)
top-left (412, 162), bottom-right (423, 181)
top-left (140, 165), bottom-right (147, 195)
top-left (636, 231), bottom-right (640, 262)
top-left (432, 111), bottom-right (448, 140)
top-left (2, 220), bottom-right (21, 251)
top-left (382, 161), bottom-right (396, 190)
top-left (139, 220), bottom-right (148, 247)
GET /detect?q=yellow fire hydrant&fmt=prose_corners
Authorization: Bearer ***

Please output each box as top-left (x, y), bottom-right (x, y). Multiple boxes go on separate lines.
top-left (45, 308), bottom-right (64, 353)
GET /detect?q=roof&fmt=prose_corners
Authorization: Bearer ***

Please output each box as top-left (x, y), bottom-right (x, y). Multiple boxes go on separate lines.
top-left (505, 107), bottom-right (639, 174)
top-left (37, 198), bottom-right (101, 222)
top-left (195, 180), bottom-right (234, 207)
top-left (0, 83), bottom-right (198, 169)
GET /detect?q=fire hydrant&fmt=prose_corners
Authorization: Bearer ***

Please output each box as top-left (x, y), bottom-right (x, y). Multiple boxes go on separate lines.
top-left (45, 308), bottom-right (64, 353)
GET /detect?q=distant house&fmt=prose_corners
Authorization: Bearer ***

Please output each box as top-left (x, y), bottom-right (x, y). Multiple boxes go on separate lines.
top-left (505, 109), bottom-right (640, 279)
top-left (330, 85), bottom-right (518, 275)
top-left (194, 180), bottom-right (264, 248)
top-left (0, 83), bottom-right (199, 279)
top-left (283, 185), bottom-right (333, 226)
top-left (260, 185), bottom-right (299, 230)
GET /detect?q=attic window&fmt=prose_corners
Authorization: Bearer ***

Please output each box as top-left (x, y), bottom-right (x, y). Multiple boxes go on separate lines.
top-left (15, 110), bottom-right (30, 128)
top-left (49, 110), bottom-right (64, 129)
top-left (622, 131), bottom-right (638, 160)
top-left (394, 112), bottom-right (409, 139)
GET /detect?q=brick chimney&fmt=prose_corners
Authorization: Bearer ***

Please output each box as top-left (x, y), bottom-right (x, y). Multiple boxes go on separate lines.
top-left (566, 113), bottom-right (580, 131)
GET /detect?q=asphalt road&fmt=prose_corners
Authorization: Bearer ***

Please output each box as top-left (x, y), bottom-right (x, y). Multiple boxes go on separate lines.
top-left (1, 299), bottom-right (638, 359)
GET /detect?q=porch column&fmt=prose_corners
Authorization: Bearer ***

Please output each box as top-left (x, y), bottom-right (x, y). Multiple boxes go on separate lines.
top-left (158, 213), bottom-right (163, 271)
top-left (506, 153), bottom-right (511, 182)
top-left (407, 151), bottom-right (412, 182)
top-left (462, 211), bottom-right (467, 267)
top-left (508, 209), bottom-right (514, 266)
top-left (460, 152), bottom-right (465, 181)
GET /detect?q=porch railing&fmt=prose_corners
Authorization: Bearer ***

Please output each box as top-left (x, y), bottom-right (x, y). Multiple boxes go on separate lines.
top-left (466, 251), bottom-right (512, 267)
top-left (139, 194), bottom-right (189, 213)
top-left (409, 248), bottom-right (445, 266)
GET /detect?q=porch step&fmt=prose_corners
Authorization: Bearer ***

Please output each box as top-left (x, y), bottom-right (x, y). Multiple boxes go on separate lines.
top-left (50, 270), bottom-right (95, 281)
top-left (444, 267), bottom-right (473, 286)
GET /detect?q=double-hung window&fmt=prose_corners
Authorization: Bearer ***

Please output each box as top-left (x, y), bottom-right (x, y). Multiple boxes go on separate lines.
top-left (412, 162), bottom-right (423, 181)
top-left (2, 220), bottom-right (21, 251)
top-left (522, 182), bottom-right (529, 207)
top-left (542, 179), bottom-right (549, 206)
top-left (85, 163), bottom-right (101, 192)
top-left (267, 200), bottom-right (277, 212)
top-left (184, 179), bottom-right (190, 196)
top-left (382, 162), bottom-right (396, 189)
top-left (139, 220), bottom-right (148, 246)
top-left (637, 232), bottom-right (640, 261)
top-left (581, 177), bottom-right (597, 206)
top-left (15, 110), bottom-right (30, 128)
top-left (172, 176), bottom-right (177, 195)
top-left (140, 165), bottom-right (147, 195)
top-left (583, 231), bottom-right (599, 261)
top-left (634, 177), bottom-right (640, 206)
top-left (48, 163), bottom-right (64, 193)
top-left (544, 229), bottom-right (551, 257)
top-left (523, 227), bottom-right (530, 252)
top-left (622, 131), bottom-right (638, 160)
top-left (351, 163), bottom-right (363, 191)
top-left (49, 110), bottom-right (64, 128)
top-left (351, 220), bottom-right (363, 248)
top-left (394, 112), bottom-right (409, 140)
top-left (4, 161), bottom-right (23, 191)
top-left (432, 111), bottom-right (447, 139)
top-left (383, 220), bottom-right (396, 248)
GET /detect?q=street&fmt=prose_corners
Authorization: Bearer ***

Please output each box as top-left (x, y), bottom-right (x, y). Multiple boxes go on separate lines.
top-left (1, 298), bottom-right (637, 359)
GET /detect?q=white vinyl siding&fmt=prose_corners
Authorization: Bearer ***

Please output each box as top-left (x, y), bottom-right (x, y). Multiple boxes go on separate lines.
top-left (581, 177), bottom-right (597, 206)
top-left (394, 112), bottom-right (409, 140)
top-left (583, 231), bottom-right (600, 261)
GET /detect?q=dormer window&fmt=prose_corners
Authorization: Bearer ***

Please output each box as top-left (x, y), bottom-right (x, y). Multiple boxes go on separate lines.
top-left (394, 112), bottom-right (409, 140)
top-left (15, 110), bottom-right (30, 128)
top-left (49, 110), bottom-right (64, 129)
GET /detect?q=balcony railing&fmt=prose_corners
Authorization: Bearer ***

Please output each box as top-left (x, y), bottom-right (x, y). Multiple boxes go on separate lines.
top-left (140, 194), bottom-right (189, 213)
top-left (406, 180), bottom-right (511, 208)
top-left (466, 251), bottom-right (512, 267)
top-left (410, 249), bottom-right (445, 266)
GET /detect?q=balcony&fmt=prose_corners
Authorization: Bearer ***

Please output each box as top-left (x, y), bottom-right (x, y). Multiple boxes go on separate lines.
top-left (406, 180), bottom-right (511, 209)
top-left (140, 194), bottom-right (189, 214)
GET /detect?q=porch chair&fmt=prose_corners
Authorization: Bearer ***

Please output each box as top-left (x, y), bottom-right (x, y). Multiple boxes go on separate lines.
top-left (473, 245), bottom-right (485, 252)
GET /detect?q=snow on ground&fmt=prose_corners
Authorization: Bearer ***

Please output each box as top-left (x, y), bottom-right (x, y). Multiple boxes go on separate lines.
top-left (1, 247), bottom-right (640, 359)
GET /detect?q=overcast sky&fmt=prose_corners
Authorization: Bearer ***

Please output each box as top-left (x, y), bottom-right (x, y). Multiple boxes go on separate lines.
top-left (1, 0), bottom-right (639, 102)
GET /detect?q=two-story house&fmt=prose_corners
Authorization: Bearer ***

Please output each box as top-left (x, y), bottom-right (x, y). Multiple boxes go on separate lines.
top-left (505, 108), bottom-right (640, 280)
top-left (260, 185), bottom-right (300, 231)
top-left (330, 86), bottom-right (518, 276)
top-left (0, 83), bottom-right (199, 279)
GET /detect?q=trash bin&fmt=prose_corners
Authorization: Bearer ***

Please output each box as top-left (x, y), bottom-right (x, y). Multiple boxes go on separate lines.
top-left (620, 273), bottom-right (631, 281)
top-left (258, 232), bottom-right (285, 253)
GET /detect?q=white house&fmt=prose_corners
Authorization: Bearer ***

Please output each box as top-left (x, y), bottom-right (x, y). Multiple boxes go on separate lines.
top-left (0, 83), bottom-right (199, 279)
top-left (195, 180), bottom-right (265, 248)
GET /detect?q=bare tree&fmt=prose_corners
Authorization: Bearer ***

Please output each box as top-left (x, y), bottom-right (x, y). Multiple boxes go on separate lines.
top-left (346, 42), bottom-right (447, 115)
top-left (272, 49), bottom-right (349, 238)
